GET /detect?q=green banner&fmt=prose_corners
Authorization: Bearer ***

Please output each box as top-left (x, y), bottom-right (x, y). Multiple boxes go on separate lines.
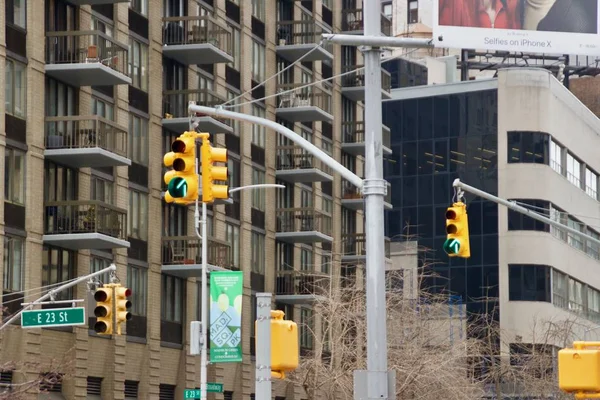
top-left (209, 270), bottom-right (243, 363)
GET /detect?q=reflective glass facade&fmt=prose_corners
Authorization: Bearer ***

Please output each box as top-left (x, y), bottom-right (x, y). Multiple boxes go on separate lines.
top-left (383, 89), bottom-right (500, 316)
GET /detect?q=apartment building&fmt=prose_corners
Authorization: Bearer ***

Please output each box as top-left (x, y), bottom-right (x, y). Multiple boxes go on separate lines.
top-left (0, 0), bottom-right (395, 399)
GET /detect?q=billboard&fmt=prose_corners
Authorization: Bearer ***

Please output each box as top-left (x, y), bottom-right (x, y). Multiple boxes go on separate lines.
top-left (432, 0), bottom-right (600, 56)
top-left (209, 270), bottom-right (243, 363)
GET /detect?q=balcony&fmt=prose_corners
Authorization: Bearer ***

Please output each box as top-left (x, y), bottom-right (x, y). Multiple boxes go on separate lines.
top-left (65, 0), bottom-right (128, 5)
top-left (276, 20), bottom-right (333, 63)
top-left (45, 30), bottom-right (130, 87)
top-left (163, 89), bottom-right (233, 134)
top-left (342, 121), bottom-right (392, 157)
top-left (275, 270), bottom-right (330, 305)
top-left (341, 65), bottom-right (392, 102)
top-left (44, 116), bottom-right (130, 168)
top-left (161, 236), bottom-right (233, 279)
top-left (276, 84), bottom-right (333, 123)
top-left (43, 200), bottom-right (129, 250)
top-left (341, 179), bottom-right (392, 211)
top-left (276, 145), bottom-right (333, 183)
top-left (341, 233), bottom-right (391, 263)
top-left (162, 16), bottom-right (233, 65)
top-left (276, 208), bottom-right (333, 244)
top-left (341, 9), bottom-right (392, 36)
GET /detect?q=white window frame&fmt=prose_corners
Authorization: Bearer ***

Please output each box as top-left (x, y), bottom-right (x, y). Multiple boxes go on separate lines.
top-left (5, 58), bottom-right (27, 119)
top-left (129, 113), bottom-right (149, 166)
top-left (251, 40), bottom-right (266, 82)
top-left (4, 236), bottom-right (24, 293)
top-left (252, 169), bottom-right (266, 211)
top-left (5, 147), bottom-right (26, 206)
top-left (128, 37), bottom-right (149, 92)
top-left (251, 231), bottom-right (265, 274)
top-left (127, 264), bottom-right (148, 316)
top-left (128, 190), bottom-right (149, 241)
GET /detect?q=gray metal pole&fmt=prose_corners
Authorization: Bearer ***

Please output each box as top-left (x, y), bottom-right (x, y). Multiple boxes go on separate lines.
top-left (255, 293), bottom-right (272, 400)
top-left (321, 33), bottom-right (433, 48)
top-left (200, 201), bottom-right (208, 400)
top-left (363, 2), bottom-right (389, 399)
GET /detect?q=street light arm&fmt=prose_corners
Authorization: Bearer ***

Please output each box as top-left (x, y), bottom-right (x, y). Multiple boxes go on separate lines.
top-left (188, 104), bottom-right (363, 189)
top-left (321, 33), bottom-right (434, 48)
top-left (229, 184), bottom-right (285, 194)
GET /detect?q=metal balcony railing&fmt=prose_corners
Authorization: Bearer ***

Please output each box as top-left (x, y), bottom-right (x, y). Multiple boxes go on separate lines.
top-left (163, 88), bottom-right (227, 120)
top-left (341, 233), bottom-right (391, 258)
top-left (341, 9), bottom-right (392, 36)
top-left (276, 20), bottom-right (333, 50)
top-left (162, 16), bottom-right (232, 55)
top-left (341, 65), bottom-right (392, 92)
top-left (342, 179), bottom-right (392, 204)
top-left (275, 270), bottom-right (330, 297)
top-left (342, 121), bottom-right (391, 148)
top-left (44, 200), bottom-right (127, 239)
top-left (277, 207), bottom-right (333, 236)
top-left (276, 84), bottom-right (332, 115)
top-left (162, 236), bottom-right (232, 269)
top-left (276, 145), bottom-right (325, 171)
top-left (45, 115), bottom-right (128, 157)
top-left (45, 30), bottom-right (129, 77)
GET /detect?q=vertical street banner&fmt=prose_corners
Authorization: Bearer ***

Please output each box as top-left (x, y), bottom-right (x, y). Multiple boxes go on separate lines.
top-left (209, 270), bottom-right (243, 363)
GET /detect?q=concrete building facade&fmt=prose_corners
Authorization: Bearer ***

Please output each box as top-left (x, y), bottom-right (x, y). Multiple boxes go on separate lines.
top-left (0, 0), bottom-right (393, 398)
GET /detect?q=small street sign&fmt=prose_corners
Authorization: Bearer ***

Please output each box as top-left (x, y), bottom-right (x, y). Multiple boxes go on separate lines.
top-left (184, 383), bottom-right (224, 398)
top-left (21, 307), bottom-right (86, 328)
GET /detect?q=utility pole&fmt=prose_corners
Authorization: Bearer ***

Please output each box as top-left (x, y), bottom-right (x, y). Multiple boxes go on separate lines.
top-left (255, 293), bottom-right (272, 399)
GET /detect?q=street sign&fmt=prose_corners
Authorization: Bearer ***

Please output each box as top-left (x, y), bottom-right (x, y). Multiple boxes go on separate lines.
top-left (184, 384), bottom-right (224, 398)
top-left (21, 307), bottom-right (86, 328)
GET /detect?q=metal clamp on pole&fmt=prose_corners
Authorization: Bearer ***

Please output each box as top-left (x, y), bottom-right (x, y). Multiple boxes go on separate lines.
top-left (362, 178), bottom-right (388, 196)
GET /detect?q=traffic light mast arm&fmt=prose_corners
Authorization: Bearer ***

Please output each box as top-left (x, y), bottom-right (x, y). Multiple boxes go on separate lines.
top-left (0, 263), bottom-right (118, 332)
top-left (452, 178), bottom-right (600, 249)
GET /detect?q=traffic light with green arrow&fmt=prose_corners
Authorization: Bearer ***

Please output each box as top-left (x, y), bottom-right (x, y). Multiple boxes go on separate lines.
top-left (443, 202), bottom-right (470, 258)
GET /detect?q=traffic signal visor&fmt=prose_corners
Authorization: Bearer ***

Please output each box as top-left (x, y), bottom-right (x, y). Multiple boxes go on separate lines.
top-left (558, 347), bottom-right (600, 393)
top-left (443, 202), bottom-right (470, 258)
top-left (93, 287), bottom-right (113, 335)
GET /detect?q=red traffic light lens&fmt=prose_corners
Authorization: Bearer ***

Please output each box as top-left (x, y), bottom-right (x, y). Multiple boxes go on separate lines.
top-left (94, 290), bottom-right (108, 302)
top-left (172, 139), bottom-right (186, 153)
top-left (446, 209), bottom-right (457, 220)
top-left (124, 288), bottom-right (132, 297)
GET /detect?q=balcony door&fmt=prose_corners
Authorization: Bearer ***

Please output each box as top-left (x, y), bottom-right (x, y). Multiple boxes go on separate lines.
top-left (164, 0), bottom-right (186, 17)
top-left (45, 78), bottom-right (78, 148)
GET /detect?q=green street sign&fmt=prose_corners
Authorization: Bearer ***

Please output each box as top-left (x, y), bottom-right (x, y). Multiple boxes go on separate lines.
top-left (21, 307), bottom-right (86, 328)
top-left (184, 384), bottom-right (223, 399)
top-left (443, 238), bottom-right (460, 255)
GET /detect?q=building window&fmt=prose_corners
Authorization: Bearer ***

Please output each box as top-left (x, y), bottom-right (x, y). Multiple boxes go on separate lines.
top-left (252, 40), bottom-right (266, 82)
top-left (508, 264), bottom-right (551, 302)
top-left (300, 308), bottom-right (313, 349)
top-left (42, 246), bottom-right (76, 301)
top-left (129, 38), bottom-right (148, 91)
top-left (161, 274), bottom-right (184, 323)
top-left (586, 167), bottom-right (598, 199)
top-left (507, 199), bottom-right (549, 232)
top-left (506, 131), bottom-right (549, 164)
top-left (251, 232), bottom-right (265, 274)
top-left (127, 265), bottom-right (147, 316)
top-left (568, 277), bottom-right (584, 313)
top-left (550, 140), bottom-right (562, 174)
top-left (91, 14), bottom-right (113, 36)
top-left (7, 0), bottom-right (27, 29)
top-left (228, 158), bottom-right (241, 189)
top-left (92, 96), bottom-right (114, 120)
top-left (383, 2), bottom-right (392, 19)
top-left (128, 190), bottom-right (148, 241)
top-left (300, 248), bottom-right (312, 271)
top-left (4, 148), bottom-right (25, 206)
top-left (552, 269), bottom-right (567, 309)
top-left (130, 0), bottom-right (148, 16)
top-left (321, 253), bottom-right (331, 274)
top-left (44, 161), bottom-right (78, 202)
top-left (252, 0), bottom-right (265, 21)
top-left (4, 236), bottom-right (24, 294)
top-left (229, 27), bottom-right (241, 71)
top-left (225, 223), bottom-right (240, 270)
top-left (91, 175), bottom-right (114, 205)
top-left (277, 242), bottom-right (293, 271)
top-left (252, 169), bottom-right (266, 211)
top-left (566, 152), bottom-right (581, 188)
top-left (408, 0), bottom-right (418, 23)
top-left (5, 59), bottom-right (27, 119)
top-left (251, 105), bottom-right (266, 147)
top-left (90, 256), bottom-right (112, 285)
top-left (129, 114), bottom-right (149, 166)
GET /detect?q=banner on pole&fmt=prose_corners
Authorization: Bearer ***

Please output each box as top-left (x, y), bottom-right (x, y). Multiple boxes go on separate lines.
top-left (209, 270), bottom-right (243, 363)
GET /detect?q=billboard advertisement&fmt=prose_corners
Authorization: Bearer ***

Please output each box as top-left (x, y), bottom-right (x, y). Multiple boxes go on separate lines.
top-left (209, 270), bottom-right (243, 363)
top-left (433, 0), bottom-right (600, 56)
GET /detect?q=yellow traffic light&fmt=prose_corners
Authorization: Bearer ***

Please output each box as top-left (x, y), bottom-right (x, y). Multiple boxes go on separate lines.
top-left (254, 310), bottom-right (299, 379)
top-left (559, 342), bottom-right (600, 395)
top-left (442, 201), bottom-right (470, 258)
top-left (114, 285), bottom-right (132, 335)
top-left (200, 132), bottom-right (228, 203)
top-left (93, 287), bottom-right (113, 335)
top-left (163, 131), bottom-right (199, 204)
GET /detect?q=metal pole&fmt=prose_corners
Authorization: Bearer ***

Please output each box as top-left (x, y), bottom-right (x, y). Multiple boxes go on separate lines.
top-left (200, 201), bottom-right (208, 400)
top-left (0, 264), bottom-right (118, 331)
top-left (255, 293), bottom-right (272, 400)
top-left (229, 184), bottom-right (285, 194)
top-left (321, 33), bottom-right (433, 48)
top-left (362, 2), bottom-right (389, 399)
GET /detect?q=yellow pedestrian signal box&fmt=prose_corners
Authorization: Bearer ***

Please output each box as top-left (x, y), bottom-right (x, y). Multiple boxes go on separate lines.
top-left (255, 310), bottom-right (299, 379)
top-left (558, 342), bottom-right (600, 394)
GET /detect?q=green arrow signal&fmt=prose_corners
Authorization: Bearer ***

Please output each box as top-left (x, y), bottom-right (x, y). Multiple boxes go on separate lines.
top-left (443, 238), bottom-right (461, 255)
top-left (168, 177), bottom-right (188, 198)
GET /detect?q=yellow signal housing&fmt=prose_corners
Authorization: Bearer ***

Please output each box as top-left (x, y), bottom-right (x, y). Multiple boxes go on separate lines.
top-left (559, 342), bottom-right (600, 394)
top-left (114, 286), bottom-right (132, 335)
top-left (255, 310), bottom-right (299, 379)
top-left (163, 131), bottom-right (199, 204)
top-left (444, 201), bottom-right (470, 258)
top-left (93, 287), bottom-right (113, 335)
top-left (200, 132), bottom-right (228, 203)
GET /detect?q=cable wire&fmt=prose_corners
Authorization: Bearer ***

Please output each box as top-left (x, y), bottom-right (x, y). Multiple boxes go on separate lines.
top-left (223, 45), bottom-right (426, 110)
top-left (3, 276), bottom-right (82, 297)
